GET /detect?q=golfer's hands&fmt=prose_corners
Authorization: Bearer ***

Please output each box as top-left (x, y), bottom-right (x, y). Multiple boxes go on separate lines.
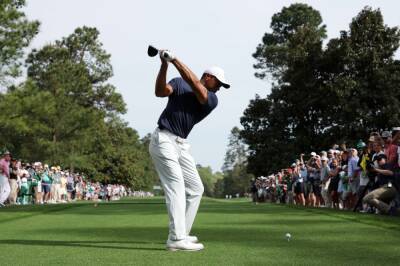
top-left (159, 49), bottom-right (175, 62)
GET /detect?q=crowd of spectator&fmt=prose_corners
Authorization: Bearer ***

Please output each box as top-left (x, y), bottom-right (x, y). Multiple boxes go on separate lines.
top-left (0, 155), bottom-right (153, 207)
top-left (250, 129), bottom-right (400, 216)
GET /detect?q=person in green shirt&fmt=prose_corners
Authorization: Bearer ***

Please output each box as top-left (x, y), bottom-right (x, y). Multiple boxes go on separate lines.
top-left (32, 164), bottom-right (42, 204)
top-left (51, 167), bottom-right (62, 203)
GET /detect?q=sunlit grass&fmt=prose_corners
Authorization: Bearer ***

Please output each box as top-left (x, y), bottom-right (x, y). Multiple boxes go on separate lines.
top-left (0, 197), bottom-right (399, 265)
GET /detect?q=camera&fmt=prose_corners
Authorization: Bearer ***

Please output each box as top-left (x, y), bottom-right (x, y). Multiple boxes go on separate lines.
top-left (366, 161), bottom-right (375, 171)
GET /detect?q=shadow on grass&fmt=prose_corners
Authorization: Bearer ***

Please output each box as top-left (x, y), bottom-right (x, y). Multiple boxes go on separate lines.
top-left (1, 224), bottom-right (400, 265)
top-left (31, 226), bottom-right (169, 244)
top-left (0, 199), bottom-right (166, 213)
top-left (0, 239), bottom-right (164, 251)
top-left (0, 198), bottom-right (300, 217)
top-left (291, 205), bottom-right (400, 231)
top-left (0, 200), bottom-right (167, 217)
top-left (0, 204), bottom-right (85, 224)
top-left (13, 224), bottom-right (400, 263)
top-left (206, 218), bottom-right (344, 227)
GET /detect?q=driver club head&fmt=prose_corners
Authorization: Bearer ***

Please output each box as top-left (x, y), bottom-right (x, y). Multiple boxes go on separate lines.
top-left (147, 45), bottom-right (159, 57)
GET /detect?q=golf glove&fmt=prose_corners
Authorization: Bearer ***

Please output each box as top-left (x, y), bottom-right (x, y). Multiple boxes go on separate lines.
top-left (160, 50), bottom-right (175, 62)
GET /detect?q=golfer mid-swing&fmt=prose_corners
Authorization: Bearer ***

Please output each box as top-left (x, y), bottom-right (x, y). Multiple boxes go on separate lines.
top-left (149, 49), bottom-right (230, 251)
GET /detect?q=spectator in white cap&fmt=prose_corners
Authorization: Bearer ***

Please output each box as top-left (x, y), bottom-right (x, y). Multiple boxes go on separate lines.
top-left (292, 160), bottom-right (305, 206)
top-left (320, 156), bottom-right (331, 207)
top-left (0, 150), bottom-right (11, 207)
top-left (327, 149), bottom-right (335, 165)
top-left (347, 148), bottom-right (360, 209)
top-left (328, 158), bottom-right (341, 209)
top-left (392, 127), bottom-right (400, 135)
top-left (306, 153), bottom-right (320, 207)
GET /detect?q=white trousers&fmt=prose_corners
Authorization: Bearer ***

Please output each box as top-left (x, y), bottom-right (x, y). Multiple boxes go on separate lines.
top-left (149, 128), bottom-right (204, 240)
top-left (0, 175), bottom-right (11, 204)
top-left (52, 184), bottom-right (61, 202)
top-left (8, 179), bottom-right (18, 204)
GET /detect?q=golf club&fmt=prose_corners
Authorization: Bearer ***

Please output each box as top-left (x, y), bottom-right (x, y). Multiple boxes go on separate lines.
top-left (147, 45), bottom-right (159, 57)
top-left (147, 45), bottom-right (174, 61)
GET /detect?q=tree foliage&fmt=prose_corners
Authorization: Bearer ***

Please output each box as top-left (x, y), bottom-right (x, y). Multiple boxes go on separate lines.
top-left (222, 126), bottom-right (248, 172)
top-left (215, 127), bottom-right (254, 197)
top-left (241, 5), bottom-right (400, 176)
top-left (197, 165), bottom-right (222, 197)
top-left (0, 26), bottom-right (157, 189)
top-left (0, 0), bottom-right (39, 87)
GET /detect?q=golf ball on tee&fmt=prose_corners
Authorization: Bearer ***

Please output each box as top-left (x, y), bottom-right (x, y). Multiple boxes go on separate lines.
top-left (285, 233), bottom-right (291, 241)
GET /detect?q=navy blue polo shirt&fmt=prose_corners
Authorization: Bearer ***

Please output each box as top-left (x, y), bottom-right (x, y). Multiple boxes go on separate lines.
top-left (157, 77), bottom-right (218, 138)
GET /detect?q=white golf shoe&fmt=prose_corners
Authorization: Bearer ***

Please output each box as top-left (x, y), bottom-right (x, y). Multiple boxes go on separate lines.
top-left (186, 235), bottom-right (199, 243)
top-left (167, 234), bottom-right (199, 243)
top-left (166, 239), bottom-right (204, 251)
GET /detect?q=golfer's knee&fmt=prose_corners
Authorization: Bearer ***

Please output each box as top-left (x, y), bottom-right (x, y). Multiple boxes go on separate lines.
top-left (199, 184), bottom-right (204, 195)
top-left (190, 183), bottom-right (204, 196)
top-left (363, 193), bottom-right (374, 204)
top-left (194, 183), bottom-right (204, 196)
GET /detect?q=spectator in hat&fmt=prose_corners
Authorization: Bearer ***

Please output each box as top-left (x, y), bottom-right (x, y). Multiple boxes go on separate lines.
top-left (18, 168), bottom-right (31, 205)
top-left (8, 159), bottom-right (20, 205)
top-left (366, 135), bottom-right (376, 158)
top-left (327, 149), bottom-right (335, 165)
top-left (306, 153), bottom-right (320, 207)
top-left (298, 154), bottom-right (308, 201)
top-left (313, 155), bottom-right (323, 207)
top-left (320, 156), bottom-right (331, 207)
top-left (363, 154), bottom-right (399, 215)
top-left (382, 130), bottom-right (400, 168)
top-left (392, 127), bottom-right (400, 135)
top-left (0, 151), bottom-right (12, 206)
top-left (66, 171), bottom-right (75, 202)
top-left (347, 148), bottom-right (360, 209)
top-left (32, 163), bottom-right (43, 204)
top-left (371, 139), bottom-right (385, 166)
top-left (52, 167), bottom-right (62, 203)
top-left (60, 172), bottom-right (67, 202)
top-left (49, 167), bottom-right (56, 203)
top-left (291, 163), bottom-right (304, 206)
top-left (338, 151), bottom-right (350, 209)
top-left (355, 142), bottom-right (371, 212)
top-left (41, 164), bottom-right (52, 204)
top-left (328, 158), bottom-right (341, 209)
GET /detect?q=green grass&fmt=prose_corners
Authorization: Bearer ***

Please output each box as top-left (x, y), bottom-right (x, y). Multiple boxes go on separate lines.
top-left (0, 197), bottom-right (399, 265)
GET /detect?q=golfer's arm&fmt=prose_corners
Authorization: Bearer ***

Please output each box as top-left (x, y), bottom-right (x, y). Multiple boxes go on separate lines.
top-left (155, 62), bottom-right (173, 97)
top-left (171, 58), bottom-right (208, 104)
top-left (375, 168), bottom-right (394, 176)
